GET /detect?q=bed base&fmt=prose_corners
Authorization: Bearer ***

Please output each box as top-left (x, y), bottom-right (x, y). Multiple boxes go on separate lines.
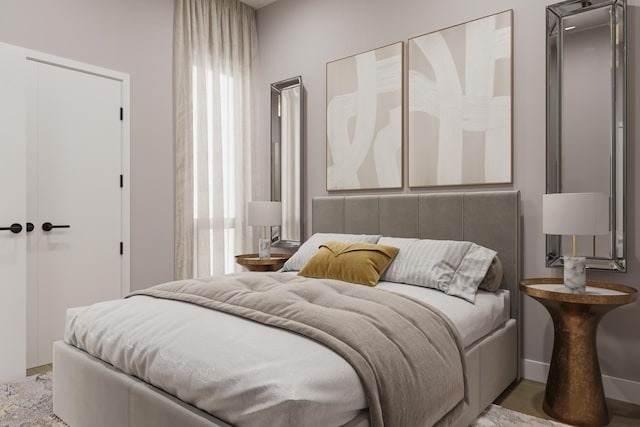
top-left (53, 340), bottom-right (231, 427)
top-left (456, 318), bottom-right (517, 426)
top-left (53, 319), bottom-right (516, 427)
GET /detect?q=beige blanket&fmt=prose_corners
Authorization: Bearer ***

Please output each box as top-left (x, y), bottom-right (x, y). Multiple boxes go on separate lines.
top-left (130, 272), bottom-right (466, 427)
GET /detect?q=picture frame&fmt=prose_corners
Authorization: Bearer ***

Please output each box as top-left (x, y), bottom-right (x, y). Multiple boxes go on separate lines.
top-left (408, 10), bottom-right (513, 187)
top-left (326, 41), bottom-right (403, 191)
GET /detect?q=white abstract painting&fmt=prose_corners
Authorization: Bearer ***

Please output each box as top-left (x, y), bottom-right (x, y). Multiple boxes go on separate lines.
top-left (326, 42), bottom-right (403, 191)
top-left (408, 11), bottom-right (512, 187)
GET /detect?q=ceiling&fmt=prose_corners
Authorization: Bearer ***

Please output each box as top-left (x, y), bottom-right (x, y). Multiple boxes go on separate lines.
top-left (241, 0), bottom-right (278, 9)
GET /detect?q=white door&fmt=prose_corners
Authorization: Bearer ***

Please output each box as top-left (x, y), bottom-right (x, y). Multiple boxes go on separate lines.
top-left (27, 60), bottom-right (125, 367)
top-left (0, 43), bottom-right (27, 383)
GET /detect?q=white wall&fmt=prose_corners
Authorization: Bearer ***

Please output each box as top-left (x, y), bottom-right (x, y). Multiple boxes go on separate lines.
top-left (0, 0), bottom-right (175, 291)
top-left (256, 0), bottom-right (640, 385)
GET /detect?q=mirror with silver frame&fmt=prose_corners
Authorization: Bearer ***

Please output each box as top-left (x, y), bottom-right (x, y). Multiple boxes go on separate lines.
top-left (270, 76), bottom-right (304, 249)
top-left (546, 0), bottom-right (626, 270)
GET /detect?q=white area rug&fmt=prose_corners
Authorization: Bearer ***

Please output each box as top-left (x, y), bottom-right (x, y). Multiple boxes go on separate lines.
top-left (1, 372), bottom-right (569, 427)
top-left (0, 372), bottom-right (65, 427)
top-left (472, 404), bottom-right (571, 427)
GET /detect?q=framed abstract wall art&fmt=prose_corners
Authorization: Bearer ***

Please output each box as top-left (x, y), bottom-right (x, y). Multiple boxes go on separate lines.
top-left (408, 10), bottom-right (513, 187)
top-left (326, 42), bottom-right (403, 191)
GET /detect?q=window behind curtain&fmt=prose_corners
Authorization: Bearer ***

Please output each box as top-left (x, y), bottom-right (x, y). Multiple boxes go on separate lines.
top-left (192, 68), bottom-right (237, 275)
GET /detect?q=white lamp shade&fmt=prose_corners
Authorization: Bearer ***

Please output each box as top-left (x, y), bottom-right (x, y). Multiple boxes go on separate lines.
top-left (542, 193), bottom-right (609, 236)
top-left (248, 201), bottom-right (282, 226)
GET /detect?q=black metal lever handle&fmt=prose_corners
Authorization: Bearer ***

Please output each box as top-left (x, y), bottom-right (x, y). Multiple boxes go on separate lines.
top-left (42, 222), bottom-right (71, 232)
top-left (1, 223), bottom-right (23, 233)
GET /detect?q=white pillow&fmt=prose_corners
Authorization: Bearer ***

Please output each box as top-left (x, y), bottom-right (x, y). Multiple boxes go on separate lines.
top-left (282, 233), bottom-right (381, 272)
top-left (379, 237), bottom-right (497, 303)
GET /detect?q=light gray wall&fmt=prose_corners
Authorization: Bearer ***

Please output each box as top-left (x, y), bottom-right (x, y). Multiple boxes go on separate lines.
top-left (0, 0), bottom-right (175, 291)
top-left (256, 0), bottom-right (640, 382)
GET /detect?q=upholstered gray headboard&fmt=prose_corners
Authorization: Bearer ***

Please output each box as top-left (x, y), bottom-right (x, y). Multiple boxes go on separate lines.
top-left (311, 191), bottom-right (521, 319)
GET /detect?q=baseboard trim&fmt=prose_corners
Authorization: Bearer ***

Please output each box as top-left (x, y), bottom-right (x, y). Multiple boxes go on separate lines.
top-left (522, 358), bottom-right (640, 406)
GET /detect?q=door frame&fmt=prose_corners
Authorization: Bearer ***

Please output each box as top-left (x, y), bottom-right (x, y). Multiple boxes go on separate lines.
top-left (24, 49), bottom-right (131, 296)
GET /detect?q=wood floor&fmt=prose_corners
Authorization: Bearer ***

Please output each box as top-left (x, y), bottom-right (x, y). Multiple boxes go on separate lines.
top-left (497, 379), bottom-right (640, 427)
top-left (25, 365), bottom-right (640, 426)
top-left (26, 363), bottom-right (52, 376)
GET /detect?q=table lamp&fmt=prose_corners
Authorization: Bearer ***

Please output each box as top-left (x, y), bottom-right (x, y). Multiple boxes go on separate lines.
top-left (248, 201), bottom-right (282, 259)
top-left (542, 193), bottom-right (609, 293)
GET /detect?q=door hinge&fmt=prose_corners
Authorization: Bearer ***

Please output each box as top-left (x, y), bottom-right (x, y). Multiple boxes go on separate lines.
top-left (120, 107), bottom-right (123, 121)
top-left (120, 242), bottom-right (123, 255)
top-left (120, 174), bottom-right (123, 188)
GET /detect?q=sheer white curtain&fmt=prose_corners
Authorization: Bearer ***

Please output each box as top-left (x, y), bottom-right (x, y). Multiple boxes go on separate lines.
top-left (174, 0), bottom-right (257, 279)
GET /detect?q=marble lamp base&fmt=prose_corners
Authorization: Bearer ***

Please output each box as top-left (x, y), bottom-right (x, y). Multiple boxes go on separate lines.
top-left (258, 238), bottom-right (271, 260)
top-left (563, 256), bottom-right (586, 293)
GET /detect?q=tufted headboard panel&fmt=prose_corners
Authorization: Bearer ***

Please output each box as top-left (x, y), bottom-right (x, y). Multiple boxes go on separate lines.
top-left (311, 191), bottom-right (521, 319)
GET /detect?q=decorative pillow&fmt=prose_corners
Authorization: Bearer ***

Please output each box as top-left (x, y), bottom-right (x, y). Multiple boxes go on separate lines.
top-left (478, 256), bottom-right (503, 292)
top-left (379, 236), bottom-right (497, 303)
top-left (298, 241), bottom-right (399, 286)
top-left (282, 233), bottom-right (381, 272)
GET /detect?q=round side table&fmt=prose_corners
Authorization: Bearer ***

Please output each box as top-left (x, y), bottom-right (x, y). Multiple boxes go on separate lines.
top-left (235, 253), bottom-right (290, 272)
top-left (520, 278), bottom-right (636, 427)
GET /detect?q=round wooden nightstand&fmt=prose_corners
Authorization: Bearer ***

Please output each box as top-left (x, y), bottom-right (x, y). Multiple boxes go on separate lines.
top-left (235, 253), bottom-right (291, 272)
top-left (520, 278), bottom-right (637, 427)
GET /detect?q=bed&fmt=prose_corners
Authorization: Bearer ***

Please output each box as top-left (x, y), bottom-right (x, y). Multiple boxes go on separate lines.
top-left (53, 190), bottom-right (521, 427)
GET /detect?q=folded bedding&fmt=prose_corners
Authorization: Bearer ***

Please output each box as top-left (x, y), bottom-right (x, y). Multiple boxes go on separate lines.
top-left (375, 282), bottom-right (509, 348)
top-left (65, 272), bottom-right (476, 427)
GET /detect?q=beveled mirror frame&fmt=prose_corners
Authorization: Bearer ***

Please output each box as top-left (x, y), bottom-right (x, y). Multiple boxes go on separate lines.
top-left (546, 0), bottom-right (626, 271)
top-left (270, 76), bottom-right (304, 249)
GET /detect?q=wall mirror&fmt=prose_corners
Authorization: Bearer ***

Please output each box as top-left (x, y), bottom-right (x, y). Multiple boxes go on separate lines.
top-left (271, 76), bottom-right (304, 248)
top-left (546, 0), bottom-right (626, 270)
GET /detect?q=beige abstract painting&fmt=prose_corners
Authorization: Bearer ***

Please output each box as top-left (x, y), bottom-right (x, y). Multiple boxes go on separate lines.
top-left (326, 42), bottom-right (403, 191)
top-left (408, 11), bottom-right (512, 187)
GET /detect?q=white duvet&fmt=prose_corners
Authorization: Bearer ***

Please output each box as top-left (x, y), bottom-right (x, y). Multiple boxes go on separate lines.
top-left (64, 277), bottom-right (509, 427)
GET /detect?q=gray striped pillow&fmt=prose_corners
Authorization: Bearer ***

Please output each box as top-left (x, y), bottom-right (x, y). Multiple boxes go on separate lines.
top-left (282, 233), bottom-right (381, 272)
top-left (379, 237), bottom-right (497, 303)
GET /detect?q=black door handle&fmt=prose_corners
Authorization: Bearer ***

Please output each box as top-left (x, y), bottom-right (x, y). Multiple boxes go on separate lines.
top-left (42, 222), bottom-right (71, 232)
top-left (1, 223), bottom-right (23, 233)
top-left (26, 222), bottom-right (34, 232)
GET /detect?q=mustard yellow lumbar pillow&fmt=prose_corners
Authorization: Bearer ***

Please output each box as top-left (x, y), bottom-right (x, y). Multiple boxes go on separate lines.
top-left (298, 241), bottom-right (400, 286)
